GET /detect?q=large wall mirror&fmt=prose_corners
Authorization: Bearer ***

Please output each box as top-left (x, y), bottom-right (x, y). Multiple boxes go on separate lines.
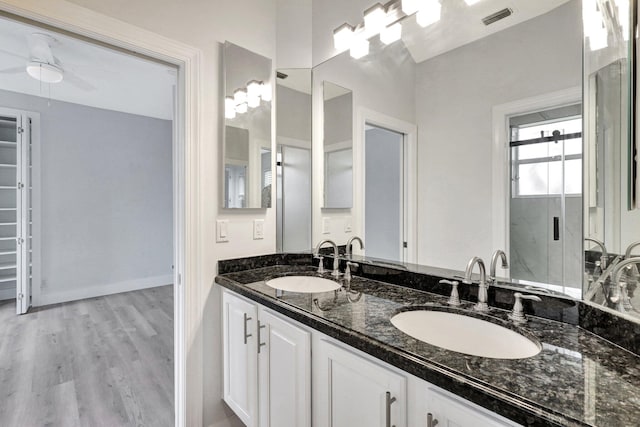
top-left (222, 41), bottom-right (272, 209)
top-left (309, 0), bottom-right (584, 296)
top-left (583, 0), bottom-right (640, 320)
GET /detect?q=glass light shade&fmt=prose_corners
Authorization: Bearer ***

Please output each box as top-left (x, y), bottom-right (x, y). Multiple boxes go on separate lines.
top-left (464, 0), bottom-right (481, 5)
top-left (617, 0), bottom-right (629, 41)
top-left (248, 94), bottom-right (261, 108)
top-left (225, 96), bottom-right (236, 119)
top-left (380, 22), bottom-right (402, 45)
top-left (247, 80), bottom-right (262, 99)
top-left (333, 23), bottom-right (355, 51)
top-left (589, 30), bottom-right (608, 51)
top-left (235, 102), bottom-right (248, 114)
top-left (234, 88), bottom-right (247, 104)
top-left (401, 0), bottom-right (422, 15)
top-left (364, 3), bottom-right (386, 35)
top-left (261, 83), bottom-right (272, 102)
top-left (26, 62), bottom-right (63, 83)
top-left (350, 37), bottom-right (369, 59)
top-left (416, 1), bottom-right (441, 28)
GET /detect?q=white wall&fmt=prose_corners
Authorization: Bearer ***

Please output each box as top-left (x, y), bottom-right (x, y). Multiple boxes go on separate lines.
top-left (415, 0), bottom-right (582, 270)
top-left (8, 0), bottom-right (279, 426)
top-left (0, 89), bottom-right (173, 305)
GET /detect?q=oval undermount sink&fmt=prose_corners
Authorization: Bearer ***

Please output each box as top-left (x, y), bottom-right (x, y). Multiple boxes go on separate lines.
top-left (265, 276), bottom-right (341, 293)
top-left (390, 310), bottom-right (541, 359)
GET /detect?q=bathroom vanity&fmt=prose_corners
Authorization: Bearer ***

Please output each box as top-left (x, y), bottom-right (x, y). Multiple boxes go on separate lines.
top-left (216, 255), bottom-right (640, 427)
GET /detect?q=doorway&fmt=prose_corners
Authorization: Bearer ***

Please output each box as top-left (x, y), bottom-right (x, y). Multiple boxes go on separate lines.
top-left (508, 104), bottom-right (583, 289)
top-left (364, 124), bottom-right (405, 262)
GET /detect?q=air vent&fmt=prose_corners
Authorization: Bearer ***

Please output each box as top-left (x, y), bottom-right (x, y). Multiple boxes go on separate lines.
top-left (482, 8), bottom-right (513, 26)
top-left (276, 71), bottom-right (288, 79)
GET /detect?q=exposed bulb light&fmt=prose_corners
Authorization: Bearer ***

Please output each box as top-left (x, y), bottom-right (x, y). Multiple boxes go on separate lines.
top-left (261, 82), bottom-right (272, 102)
top-left (416, 0), bottom-right (441, 28)
top-left (464, 0), bottom-right (482, 5)
top-left (401, 0), bottom-right (423, 15)
top-left (380, 22), bottom-right (402, 45)
top-left (235, 102), bottom-right (248, 114)
top-left (234, 88), bottom-right (247, 104)
top-left (26, 61), bottom-right (63, 83)
top-left (247, 80), bottom-right (262, 99)
top-left (225, 97), bottom-right (236, 119)
top-left (364, 3), bottom-right (386, 35)
top-left (350, 37), bottom-right (369, 59)
top-left (333, 23), bottom-right (355, 51)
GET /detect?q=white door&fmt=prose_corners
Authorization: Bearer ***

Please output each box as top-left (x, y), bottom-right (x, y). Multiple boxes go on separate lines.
top-left (257, 308), bottom-right (311, 427)
top-left (16, 114), bottom-right (31, 314)
top-left (313, 337), bottom-right (407, 427)
top-left (222, 290), bottom-right (259, 427)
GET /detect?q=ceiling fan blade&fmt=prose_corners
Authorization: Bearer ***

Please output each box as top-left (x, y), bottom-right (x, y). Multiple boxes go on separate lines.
top-left (27, 33), bottom-right (56, 64)
top-left (64, 71), bottom-right (96, 92)
top-left (0, 67), bottom-right (25, 74)
top-left (0, 48), bottom-right (28, 61)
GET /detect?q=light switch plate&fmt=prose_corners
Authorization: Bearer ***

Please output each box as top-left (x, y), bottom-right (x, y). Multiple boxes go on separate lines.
top-left (253, 219), bottom-right (264, 240)
top-left (344, 217), bottom-right (352, 233)
top-left (322, 217), bottom-right (331, 234)
top-left (216, 220), bottom-right (229, 243)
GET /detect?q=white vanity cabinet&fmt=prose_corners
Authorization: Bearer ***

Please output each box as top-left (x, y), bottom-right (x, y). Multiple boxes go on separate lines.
top-left (312, 335), bottom-right (407, 427)
top-left (222, 289), bottom-right (311, 427)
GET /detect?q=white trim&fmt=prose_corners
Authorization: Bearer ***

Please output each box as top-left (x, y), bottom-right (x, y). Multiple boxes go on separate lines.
top-left (37, 275), bottom-right (173, 306)
top-left (491, 86), bottom-right (582, 258)
top-left (0, 2), bottom-right (201, 426)
top-left (277, 136), bottom-right (311, 150)
top-left (355, 107), bottom-right (418, 263)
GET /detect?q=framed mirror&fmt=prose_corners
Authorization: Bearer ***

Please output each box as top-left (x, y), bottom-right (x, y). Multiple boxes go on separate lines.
top-left (222, 41), bottom-right (272, 209)
top-left (323, 81), bottom-right (353, 209)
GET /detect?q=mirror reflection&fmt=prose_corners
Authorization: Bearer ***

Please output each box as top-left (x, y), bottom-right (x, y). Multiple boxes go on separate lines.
top-left (323, 82), bottom-right (353, 209)
top-left (276, 69), bottom-right (312, 251)
top-left (308, 0), bottom-right (583, 296)
top-left (222, 41), bottom-right (272, 209)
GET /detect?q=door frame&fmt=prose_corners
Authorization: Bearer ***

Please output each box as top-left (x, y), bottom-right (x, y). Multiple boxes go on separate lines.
top-left (355, 107), bottom-right (417, 263)
top-left (0, 1), bottom-right (202, 425)
top-left (491, 86), bottom-right (582, 268)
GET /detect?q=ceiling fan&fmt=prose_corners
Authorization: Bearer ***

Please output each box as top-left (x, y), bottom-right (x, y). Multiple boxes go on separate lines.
top-left (0, 33), bottom-right (96, 91)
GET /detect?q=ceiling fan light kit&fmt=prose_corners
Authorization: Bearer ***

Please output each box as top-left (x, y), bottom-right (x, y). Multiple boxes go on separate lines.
top-left (26, 61), bottom-right (64, 83)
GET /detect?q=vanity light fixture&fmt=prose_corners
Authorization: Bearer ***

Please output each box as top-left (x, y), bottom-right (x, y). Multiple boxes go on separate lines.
top-left (380, 22), bottom-right (402, 45)
top-left (225, 96), bottom-right (236, 119)
top-left (333, 23), bottom-right (355, 52)
top-left (416, 0), bottom-right (441, 28)
top-left (235, 102), bottom-right (248, 114)
top-left (233, 88), bottom-right (247, 104)
top-left (583, 0), bottom-right (607, 51)
top-left (247, 80), bottom-right (262, 98)
top-left (464, 0), bottom-right (482, 5)
top-left (261, 82), bottom-right (272, 102)
top-left (401, 0), bottom-right (422, 15)
top-left (364, 3), bottom-right (387, 34)
top-left (350, 37), bottom-right (370, 59)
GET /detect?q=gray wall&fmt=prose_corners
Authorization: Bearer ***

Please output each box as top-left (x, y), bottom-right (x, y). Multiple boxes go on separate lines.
top-left (276, 85), bottom-right (312, 142)
top-left (0, 89), bottom-right (173, 303)
top-left (416, 0), bottom-right (582, 269)
top-left (324, 92), bottom-right (352, 145)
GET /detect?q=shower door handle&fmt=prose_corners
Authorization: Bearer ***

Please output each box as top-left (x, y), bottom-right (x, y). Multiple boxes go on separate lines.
top-left (553, 217), bottom-right (559, 241)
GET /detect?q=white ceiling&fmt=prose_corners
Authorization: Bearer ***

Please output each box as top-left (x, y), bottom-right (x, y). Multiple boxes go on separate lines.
top-left (0, 17), bottom-right (176, 120)
top-left (402, 0), bottom-right (573, 63)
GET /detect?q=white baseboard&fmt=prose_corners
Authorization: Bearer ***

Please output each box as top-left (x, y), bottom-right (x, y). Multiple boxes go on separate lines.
top-left (35, 274), bottom-right (173, 306)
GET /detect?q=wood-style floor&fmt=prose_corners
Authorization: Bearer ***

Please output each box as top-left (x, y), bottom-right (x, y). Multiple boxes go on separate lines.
top-left (0, 285), bottom-right (174, 427)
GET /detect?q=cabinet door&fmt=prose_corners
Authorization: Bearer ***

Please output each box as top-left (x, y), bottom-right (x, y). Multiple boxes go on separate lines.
top-left (222, 290), bottom-right (258, 427)
top-left (419, 386), bottom-right (521, 427)
top-left (313, 337), bottom-right (407, 427)
top-left (257, 308), bottom-right (311, 427)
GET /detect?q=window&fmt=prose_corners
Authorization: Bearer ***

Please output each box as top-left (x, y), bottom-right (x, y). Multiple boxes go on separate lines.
top-left (510, 106), bottom-right (582, 197)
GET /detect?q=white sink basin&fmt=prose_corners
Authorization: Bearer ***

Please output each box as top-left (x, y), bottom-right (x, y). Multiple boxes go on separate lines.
top-left (265, 276), bottom-right (341, 293)
top-left (390, 310), bottom-right (541, 359)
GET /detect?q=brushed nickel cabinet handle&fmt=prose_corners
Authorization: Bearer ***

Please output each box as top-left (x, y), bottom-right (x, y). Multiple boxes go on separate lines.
top-left (257, 320), bottom-right (267, 353)
top-left (385, 391), bottom-right (396, 427)
top-left (427, 412), bottom-right (439, 427)
top-left (243, 313), bottom-right (252, 344)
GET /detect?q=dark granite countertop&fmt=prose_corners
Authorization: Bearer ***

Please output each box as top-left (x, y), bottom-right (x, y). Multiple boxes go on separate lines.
top-left (215, 264), bottom-right (640, 427)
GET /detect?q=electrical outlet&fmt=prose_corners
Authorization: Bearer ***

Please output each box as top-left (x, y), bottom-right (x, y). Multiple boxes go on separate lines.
top-left (216, 220), bottom-right (229, 243)
top-left (253, 219), bottom-right (264, 240)
top-left (322, 217), bottom-right (331, 234)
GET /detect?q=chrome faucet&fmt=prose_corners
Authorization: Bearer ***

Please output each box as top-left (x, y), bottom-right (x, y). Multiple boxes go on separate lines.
top-left (611, 257), bottom-right (640, 312)
top-left (585, 237), bottom-right (608, 269)
top-left (625, 241), bottom-right (640, 259)
top-left (463, 256), bottom-right (489, 312)
top-left (314, 239), bottom-right (342, 277)
top-left (346, 236), bottom-right (364, 258)
top-left (489, 250), bottom-right (508, 284)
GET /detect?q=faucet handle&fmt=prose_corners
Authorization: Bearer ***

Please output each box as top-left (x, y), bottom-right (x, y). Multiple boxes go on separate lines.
top-left (439, 279), bottom-right (461, 306)
top-left (315, 255), bottom-right (326, 274)
top-left (345, 262), bottom-right (359, 281)
top-left (508, 292), bottom-right (542, 324)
